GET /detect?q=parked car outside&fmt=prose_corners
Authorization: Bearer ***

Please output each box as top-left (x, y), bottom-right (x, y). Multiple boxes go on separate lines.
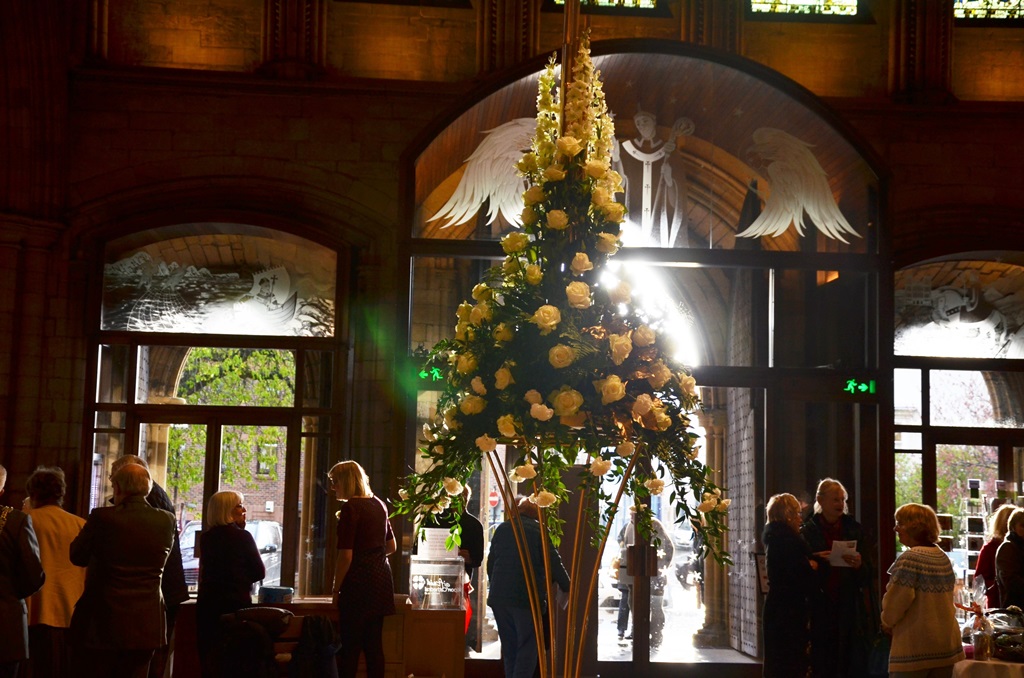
top-left (180, 519), bottom-right (282, 594)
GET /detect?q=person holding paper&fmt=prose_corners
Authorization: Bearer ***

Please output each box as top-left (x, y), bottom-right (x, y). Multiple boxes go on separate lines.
top-left (762, 493), bottom-right (818, 678)
top-left (800, 478), bottom-right (876, 678)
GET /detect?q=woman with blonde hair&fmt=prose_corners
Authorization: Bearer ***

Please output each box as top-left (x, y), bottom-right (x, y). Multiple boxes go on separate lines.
top-left (881, 503), bottom-right (964, 677)
top-left (975, 502), bottom-right (1015, 608)
top-left (762, 493), bottom-right (817, 678)
top-left (329, 460), bottom-right (395, 678)
top-left (800, 478), bottom-right (874, 677)
top-left (195, 490), bottom-right (265, 676)
top-left (997, 507), bottom-right (1024, 608)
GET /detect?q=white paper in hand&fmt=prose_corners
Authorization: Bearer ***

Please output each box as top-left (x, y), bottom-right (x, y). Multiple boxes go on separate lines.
top-left (829, 540), bottom-right (857, 567)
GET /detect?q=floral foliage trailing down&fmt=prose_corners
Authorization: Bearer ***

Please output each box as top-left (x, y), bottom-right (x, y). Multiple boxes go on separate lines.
top-left (396, 35), bottom-right (729, 564)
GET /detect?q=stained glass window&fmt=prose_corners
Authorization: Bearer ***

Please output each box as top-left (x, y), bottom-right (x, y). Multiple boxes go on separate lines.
top-left (955, 0), bottom-right (1024, 19)
top-left (749, 0), bottom-right (858, 15)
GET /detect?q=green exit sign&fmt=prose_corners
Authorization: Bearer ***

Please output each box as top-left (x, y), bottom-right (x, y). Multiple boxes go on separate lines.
top-left (843, 378), bottom-right (876, 395)
top-left (418, 367), bottom-right (444, 382)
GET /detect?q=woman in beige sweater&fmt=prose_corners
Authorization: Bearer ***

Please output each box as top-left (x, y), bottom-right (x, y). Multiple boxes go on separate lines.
top-left (880, 503), bottom-right (964, 678)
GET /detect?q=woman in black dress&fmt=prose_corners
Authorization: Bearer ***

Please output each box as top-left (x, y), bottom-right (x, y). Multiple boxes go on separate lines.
top-left (195, 490), bottom-right (265, 676)
top-left (329, 461), bottom-right (396, 678)
top-left (762, 493), bottom-right (818, 678)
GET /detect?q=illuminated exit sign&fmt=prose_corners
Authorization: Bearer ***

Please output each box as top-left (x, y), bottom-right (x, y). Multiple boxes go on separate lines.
top-left (843, 378), bottom-right (876, 395)
top-left (418, 367), bottom-right (444, 382)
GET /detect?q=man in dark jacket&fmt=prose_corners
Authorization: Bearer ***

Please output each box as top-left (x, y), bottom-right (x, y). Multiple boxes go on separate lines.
top-left (0, 463), bottom-right (46, 678)
top-left (71, 463), bottom-right (175, 678)
top-left (487, 496), bottom-right (570, 678)
top-left (109, 455), bottom-right (190, 678)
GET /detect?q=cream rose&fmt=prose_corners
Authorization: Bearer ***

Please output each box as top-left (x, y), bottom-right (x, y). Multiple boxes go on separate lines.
top-left (565, 281), bottom-right (591, 309)
top-left (595, 374), bottom-right (626, 405)
top-left (648, 361), bottom-right (672, 389)
top-left (443, 407), bottom-right (459, 430)
top-left (443, 477), bottom-right (464, 495)
top-left (644, 478), bottom-right (666, 496)
top-left (590, 458), bottom-right (612, 476)
top-left (471, 376), bottom-right (487, 395)
top-left (602, 201), bottom-right (626, 223)
top-left (454, 322), bottom-right (468, 341)
top-left (530, 490), bottom-right (557, 508)
top-left (632, 393), bottom-right (654, 416)
top-left (516, 153), bottom-right (537, 173)
top-left (716, 498), bottom-right (732, 512)
top-left (530, 402), bottom-right (554, 421)
top-left (521, 206), bottom-right (539, 226)
top-left (543, 164), bottom-right (566, 181)
top-left (556, 136), bottom-right (583, 157)
top-left (523, 185), bottom-right (546, 205)
top-left (531, 305), bottom-right (561, 335)
top-left (550, 386), bottom-right (584, 416)
top-left (679, 374), bottom-right (697, 396)
top-left (494, 366), bottom-right (514, 390)
top-left (515, 463), bottom-right (537, 480)
top-left (609, 280), bottom-right (632, 305)
top-left (497, 414), bottom-right (517, 438)
top-left (501, 233), bottom-right (532, 255)
top-left (456, 353), bottom-right (478, 375)
top-left (493, 323), bottom-right (514, 342)
top-left (525, 264), bottom-right (543, 286)
top-left (398, 488), bottom-right (409, 501)
top-left (595, 232), bottom-right (620, 254)
top-left (616, 441), bottom-right (635, 458)
top-left (456, 302), bottom-right (473, 322)
top-left (459, 394), bottom-right (486, 415)
top-left (548, 344), bottom-right (576, 369)
top-left (632, 324), bottom-right (656, 347)
top-left (585, 160), bottom-right (608, 179)
top-left (476, 434), bottom-right (497, 452)
top-left (608, 333), bottom-right (632, 365)
top-left (591, 187), bottom-right (610, 207)
top-left (469, 301), bottom-right (492, 325)
top-left (546, 209), bottom-right (569, 231)
top-left (570, 252), bottom-right (593, 275)
top-left (472, 283), bottom-right (491, 302)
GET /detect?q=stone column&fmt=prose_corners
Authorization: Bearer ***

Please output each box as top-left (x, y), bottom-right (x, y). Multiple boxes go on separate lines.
top-left (693, 406), bottom-right (730, 647)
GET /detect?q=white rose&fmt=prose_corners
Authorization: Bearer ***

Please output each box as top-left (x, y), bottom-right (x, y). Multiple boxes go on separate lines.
top-left (476, 434), bottom-right (497, 452)
top-left (585, 160), bottom-right (608, 179)
top-left (644, 478), bottom-right (665, 496)
top-left (616, 441), bottom-right (635, 458)
top-left (632, 394), bottom-right (654, 416)
top-left (524, 389), bottom-right (543, 405)
top-left (565, 281), bottom-right (591, 309)
top-left (501, 233), bottom-right (532, 255)
top-left (609, 280), bottom-right (632, 305)
top-left (531, 490), bottom-right (557, 507)
top-left (590, 458), bottom-right (612, 476)
top-left (515, 463), bottom-right (537, 480)
top-left (497, 414), bottom-right (517, 438)
top-left (546, 209), bottom-right (569, 230)
top-left (679, 374), bottom-right (697, 396)
top-left (570, 252), bottom-right (593, 276)
top-left (697, 498), bottom-right (718, 512)
top-left (595, 374), bottom-right (626, 405)
top-left (595, 232), bottom-right (620, 254)
top-left (472, 283), bottom-right (491, 301)
top-left (531, 304), bottom-right (561, 335)
top-left (602, 201), bottom-right (626, 223)
top-left (443, 477), bottom-right (464, 496)
top-left (456, 302), bottom-right (473, 322)
top-left (494, 366), bottom-right (514, 390)
top-left (471, 376), bottom-right (487, 395)
top-left (608, 333), bottom-right (632, 365)
top-left (550, 387), bottom-right (584, 416)
top-left (530, 402), bottom-right (554, 421)
top-left (470, 302), bottom-right (492, 325)
top-left (548, 344), bottom-right (576, 369)
top-left (525, 264), bottom-right (543, 286)
top-left (454, 322), bottom-right (468, 341)
top-left (632, 324), bottom-right (656, 347)
top-left (460, 394), bottom-right (486, 415)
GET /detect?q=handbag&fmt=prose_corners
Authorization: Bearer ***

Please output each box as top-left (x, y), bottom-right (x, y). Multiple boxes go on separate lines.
top-left (867, 632), bottom-right (891, 678)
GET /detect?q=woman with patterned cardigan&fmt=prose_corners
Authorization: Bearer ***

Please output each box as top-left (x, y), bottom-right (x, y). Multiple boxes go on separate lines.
top-left (880, 503), bottom-right (965, 678)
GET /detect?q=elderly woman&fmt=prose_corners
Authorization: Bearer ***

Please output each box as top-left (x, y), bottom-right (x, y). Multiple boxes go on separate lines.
top-left (24, 466), bottom-right (86, 678)
top-left (881, 503), bottom-right (964, 678)
top-left (762, 493), bottom-right (818, 678)
top-left (195, 490), bottom-right (265, 677)
top-left (996, 507), bottom-right (1024, 609)
top-left (976, 503), bottom-right (1015, 608)
top-left (800, 478), bottom-right (875, 677)
top-left (330, 460), bottom-right (396, 678)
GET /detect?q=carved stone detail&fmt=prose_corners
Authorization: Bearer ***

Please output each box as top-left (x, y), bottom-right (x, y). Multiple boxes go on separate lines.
top-left (260, 0), bottom-right (328, 80)
top-left (891, 0), bottom-right (956, 104)
top-left (683, 0), bottom-right (742, 53)
top-left (478, 0), bottom-right (541, 74)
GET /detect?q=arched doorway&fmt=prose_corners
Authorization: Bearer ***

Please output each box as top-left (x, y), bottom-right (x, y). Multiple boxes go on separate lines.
top-left (404, 40), bottom-right (885, 674)
top-left (85, 223), bottom-right (348, 597)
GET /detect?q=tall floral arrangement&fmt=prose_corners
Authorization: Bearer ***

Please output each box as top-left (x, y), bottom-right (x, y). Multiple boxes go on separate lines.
top-left (396, 34), bottom-right (730, 678)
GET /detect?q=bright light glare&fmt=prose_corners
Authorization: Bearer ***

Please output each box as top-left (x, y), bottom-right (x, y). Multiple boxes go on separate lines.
top-left (602, 260), bottom-right (702, 367)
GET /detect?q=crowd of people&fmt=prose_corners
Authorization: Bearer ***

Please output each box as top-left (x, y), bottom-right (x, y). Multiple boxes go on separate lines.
top-left (761, 478), bottom-right (976, 678)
